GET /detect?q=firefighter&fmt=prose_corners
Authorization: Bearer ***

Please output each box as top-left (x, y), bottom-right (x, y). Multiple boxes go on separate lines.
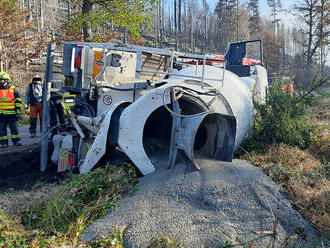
top-left (0, 72), bottom-right (22, 148)
top-left (24, 75), bottom-right (43, 138)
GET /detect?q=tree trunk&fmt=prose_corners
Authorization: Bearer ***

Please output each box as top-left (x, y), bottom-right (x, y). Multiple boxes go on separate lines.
top-left (174, 0), bottom-right (178, 50)
top-left (189, 0), bottom-right (194, 52)
top-left (40, 0), bottom-right (44, 32)
top-left (67, 2), bottom-right (70, 21)
top-left (203, 0), bottom-right (208, 53)
top-left (305, 1), bottom-right (314, 89)
top-left (184, 1), bottom-right (187, 53)
top-left (0, 38), bottom-right (3, 71)
top-left (158, 0), bottom-right (162, 48)
top-left (178, 0), bottom-right (181, 33)
top-left (178, 0), bottom-right (182, 50)
top-left (82, 0), bottom-right (93, 42)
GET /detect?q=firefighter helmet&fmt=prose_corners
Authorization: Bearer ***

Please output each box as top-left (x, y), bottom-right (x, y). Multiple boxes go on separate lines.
top-left (0, 72), bottom-right (11, 81)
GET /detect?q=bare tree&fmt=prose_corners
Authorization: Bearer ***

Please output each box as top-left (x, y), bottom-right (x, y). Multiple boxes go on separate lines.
top-left (296, 0), bottom-right (322, 88)
top-left (267, 0), bottom-right (282, 35)
top-left (188, 0), bottom-right (196, 52)
top-left (174, 0), bottom-right (178, 50)
top-left (316, 0), bottom-right (330, 75)
top-left (201, 0), bottom-right (209, 53)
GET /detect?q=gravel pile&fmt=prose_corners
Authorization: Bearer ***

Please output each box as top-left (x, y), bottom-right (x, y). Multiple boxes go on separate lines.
top-left (81, 159), bottom-right (319, 247)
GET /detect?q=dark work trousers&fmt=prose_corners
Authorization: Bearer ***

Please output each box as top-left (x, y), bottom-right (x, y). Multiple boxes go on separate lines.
top-left (50, 102), bottom-right (65, 128)
top-left (0, 115), bottom-right (20, 145)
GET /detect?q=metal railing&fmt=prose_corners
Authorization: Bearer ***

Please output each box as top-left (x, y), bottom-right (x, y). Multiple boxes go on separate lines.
top-left (64, 42), bottom-right (227, 89)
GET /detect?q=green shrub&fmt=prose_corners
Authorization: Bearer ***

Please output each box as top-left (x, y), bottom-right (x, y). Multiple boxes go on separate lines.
top-left (239, 78), bottom-right (316, 154)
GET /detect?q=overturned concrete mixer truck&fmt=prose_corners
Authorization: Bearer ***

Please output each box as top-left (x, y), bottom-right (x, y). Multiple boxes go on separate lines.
top-left (41, 39), bottom-right (268, 175)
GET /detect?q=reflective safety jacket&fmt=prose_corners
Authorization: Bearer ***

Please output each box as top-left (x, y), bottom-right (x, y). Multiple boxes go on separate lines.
top-left (0, 84), bottom-right (22, 115)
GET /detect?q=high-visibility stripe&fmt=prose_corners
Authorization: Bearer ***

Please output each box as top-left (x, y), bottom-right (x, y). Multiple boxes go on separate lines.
top-left (0, 110), bottom-right (16, 114)
top-left (0, 107), bottom-right (16, 110)
top-left (0, 102), bottom-right (15, 106)
top-left (0, 136), bottom-right (8, 140)
top-left (0, 107), bottom-right (15, 110)
top-left (0, 102), bottom-right (15, 105)
top-left (11, 134), bottom-right (20, 139)
top-left (15, 98), bottom-right (22, 108)
top-left (0, 106), bottom-right (15, 109)
top-left (0, 97), bottom-right (11, 101)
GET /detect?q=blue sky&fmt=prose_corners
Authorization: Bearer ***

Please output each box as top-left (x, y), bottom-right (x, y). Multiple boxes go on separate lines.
top-left (205, 1), bottom-right (330, 65)
top-left (206, 0), bottom-right (294, 13)
top-left (165, 1), bottom-right (297, 29)
top-left (206, 0), bottom-right (296, 28)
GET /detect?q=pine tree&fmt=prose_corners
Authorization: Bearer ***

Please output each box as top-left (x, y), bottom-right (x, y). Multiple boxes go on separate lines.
top-left (248, 0), bottom-right (261, 38)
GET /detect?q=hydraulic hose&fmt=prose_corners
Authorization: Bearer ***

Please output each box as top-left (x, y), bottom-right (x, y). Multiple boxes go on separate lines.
top-left (162, 85), bottom-right (220, 118)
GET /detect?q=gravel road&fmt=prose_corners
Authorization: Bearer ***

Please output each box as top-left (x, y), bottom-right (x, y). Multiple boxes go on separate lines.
top-left (81, 159), bottom-right (320, 247)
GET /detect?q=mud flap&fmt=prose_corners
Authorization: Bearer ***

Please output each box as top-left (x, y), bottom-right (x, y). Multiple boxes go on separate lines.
top-left (168, 112), bottom-right (236, 170)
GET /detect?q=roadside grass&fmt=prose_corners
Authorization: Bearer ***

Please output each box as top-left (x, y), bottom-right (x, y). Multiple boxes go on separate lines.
top-left (238, 82), bottom-right (330, 239)
top-left (0, 163), bottom-right (138, 247)
top-left (240, 143), bottom-right (330, 237)
top-left (0, 208), bottom-right (33, 248)
top-left (147, 236), bottom-right (185, 248)
top-left (82, 227), bottom-right (126, 248)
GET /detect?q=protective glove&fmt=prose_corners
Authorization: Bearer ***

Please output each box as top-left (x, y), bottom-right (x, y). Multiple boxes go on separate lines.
top-left (24, 104), bottom-right (30, 114)
top-left (16, 113), bottom-right (23, 121)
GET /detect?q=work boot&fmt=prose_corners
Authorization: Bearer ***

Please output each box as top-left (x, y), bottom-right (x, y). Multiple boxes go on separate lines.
top-left (0, 143), bottom-right (8, 149)
top-left (13, 142), bottom-right (22, 147)
top-left (31, 133), bottom-right (36, 138)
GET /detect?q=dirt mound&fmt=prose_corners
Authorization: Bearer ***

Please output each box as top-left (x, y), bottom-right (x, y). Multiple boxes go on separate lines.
top-left (81, 159), bottom-right (321, 247)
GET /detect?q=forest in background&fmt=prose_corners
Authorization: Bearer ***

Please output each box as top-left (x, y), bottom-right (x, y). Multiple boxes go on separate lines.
top-left (0, 2), bottom-right (329, 247)
top-left (0, 0), bottom-right (329, 91)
